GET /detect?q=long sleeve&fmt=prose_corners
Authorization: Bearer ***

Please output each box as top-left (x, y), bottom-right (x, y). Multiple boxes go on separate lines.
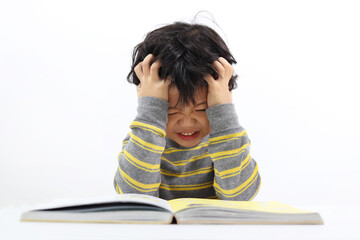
top-left (206, 103), bottom-right (261, 200)
top-left (113, 96), bottom-right (169, 197)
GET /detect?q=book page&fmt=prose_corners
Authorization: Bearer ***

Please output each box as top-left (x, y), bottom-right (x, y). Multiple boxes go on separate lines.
top-left (26, 194), bottom-right (172, 212)
top-left (168, 198), bottom-right (312, 214)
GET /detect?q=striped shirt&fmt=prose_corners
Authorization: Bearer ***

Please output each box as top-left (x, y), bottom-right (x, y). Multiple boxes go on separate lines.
top-left (114, 97), bottom-right (261, 200)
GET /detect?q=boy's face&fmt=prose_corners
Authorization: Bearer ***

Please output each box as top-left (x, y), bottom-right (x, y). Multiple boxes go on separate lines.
top-left (166, 87), bottom-right (210, 148)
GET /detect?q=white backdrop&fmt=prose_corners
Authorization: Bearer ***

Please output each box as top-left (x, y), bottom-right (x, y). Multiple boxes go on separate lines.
top-left (1, 0), bottom-right (359, 208)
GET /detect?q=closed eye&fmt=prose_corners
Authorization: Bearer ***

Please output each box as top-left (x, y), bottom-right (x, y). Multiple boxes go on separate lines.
top-left (196, 109), bottom-right (207, 112)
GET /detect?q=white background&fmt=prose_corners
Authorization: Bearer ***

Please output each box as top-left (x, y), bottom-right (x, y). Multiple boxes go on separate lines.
top-left (1, 0), bottom-right (359, 208)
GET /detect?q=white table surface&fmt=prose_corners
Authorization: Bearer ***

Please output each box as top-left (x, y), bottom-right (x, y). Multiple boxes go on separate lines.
top-left (1, 204), bottom-right (359, 240)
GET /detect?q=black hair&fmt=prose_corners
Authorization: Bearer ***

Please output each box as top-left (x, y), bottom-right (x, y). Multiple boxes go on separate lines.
top-left (127, 21), bottom-right (238, 107)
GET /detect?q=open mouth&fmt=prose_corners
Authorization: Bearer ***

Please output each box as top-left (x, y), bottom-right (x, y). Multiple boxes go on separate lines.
top-left (176, 131), bottom-right (200, 140)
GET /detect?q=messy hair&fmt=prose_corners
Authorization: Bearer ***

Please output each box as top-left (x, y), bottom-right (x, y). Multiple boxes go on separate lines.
top-left (127, 21), bottom-right (238, 107)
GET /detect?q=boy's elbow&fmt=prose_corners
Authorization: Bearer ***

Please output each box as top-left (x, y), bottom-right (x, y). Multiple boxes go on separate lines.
top-left (247, 172), bottom-right (261, 201)
top-left (215, 170), bottom-right (261, 201)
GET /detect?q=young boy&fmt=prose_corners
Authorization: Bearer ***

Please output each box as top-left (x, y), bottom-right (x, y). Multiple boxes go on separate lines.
top-left (113, 22), bottom-right (261, 200)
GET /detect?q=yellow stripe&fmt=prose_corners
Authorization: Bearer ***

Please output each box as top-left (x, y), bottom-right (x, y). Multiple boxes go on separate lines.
top-left (161, 166), bottom-right (213, 177)
top-left (215, 172), bottom-right (258, 198)
top-left (210, 143), bottom-right (248, 161)
top-left (161, 181), bottom-right (213, 188)
top-left (117, 139), bottom-right (129, 160)
top-left (214, 166), bottom-right (259, 197)
top-left (211, 149), bottom-right (246, 161)
top-left (159, 184), bottom-right (213, 191)
top-left (131, 121), bottom-right (165, 137)
top-left (123, 149), bottom-right (160, 170)
top-left (129, 139), bottom-right (159, 154)
top-left (163, 142), bottom-right (209, 154)
top-left (160, 181), bottom-right (213, 191)
top-left (118, 166), bottom-right (159, 192)
top-left (240, 154), bottom-right (252, 170)
top-left (214, 165), bottom-right (258, 197)
top-left (160, 156), bottom-right (188, 166)
top-left (115, 183), bottom-right (123, 194)
top-left (129, 132), bottom-right (164, 153)
top-left (249, 177), bottom-right (261, 201)
top-left (117, 151), bottom-right (123, 161)
top-left (123, 152), bottom-right (160, 173)
top-left (209, 131), bottom-right (247, 145)
top-left (214, 153), bottom-right (251, 179)
top-left (161, 152), bottom-right (210, 166)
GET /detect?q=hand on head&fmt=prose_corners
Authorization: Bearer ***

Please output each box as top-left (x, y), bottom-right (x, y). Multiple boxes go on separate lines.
top-left (134, 54), bottom-right (170, 101)
top-left (203, 57), bottom-right (234, 107)
top-left (135, 54), bottom-right (234, 108)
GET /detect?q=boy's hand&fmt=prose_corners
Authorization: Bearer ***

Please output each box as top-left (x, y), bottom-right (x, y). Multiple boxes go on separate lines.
top-left (203, 57), bottom-right (234, 107)
top-left (134, 54), bottom-right (170, 101)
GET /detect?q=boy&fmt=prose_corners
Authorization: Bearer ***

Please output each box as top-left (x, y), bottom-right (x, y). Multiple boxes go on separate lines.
top-left (114, 22), bottom-right (261, 200)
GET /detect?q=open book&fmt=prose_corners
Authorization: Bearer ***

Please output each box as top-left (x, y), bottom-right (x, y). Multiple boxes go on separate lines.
top-left (20, 194), bottom-right (323, 224)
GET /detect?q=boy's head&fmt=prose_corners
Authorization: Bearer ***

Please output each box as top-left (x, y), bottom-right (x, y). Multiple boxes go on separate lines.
top-left (128, 22), bottom-right (238, 147)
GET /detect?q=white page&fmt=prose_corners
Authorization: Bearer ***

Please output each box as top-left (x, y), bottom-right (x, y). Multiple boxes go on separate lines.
top-left (25, 194), bottom-right (173, 213)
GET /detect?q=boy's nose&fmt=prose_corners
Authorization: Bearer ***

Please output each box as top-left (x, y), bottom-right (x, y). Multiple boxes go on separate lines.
top-left (179, 115), bottom-right (196, 127)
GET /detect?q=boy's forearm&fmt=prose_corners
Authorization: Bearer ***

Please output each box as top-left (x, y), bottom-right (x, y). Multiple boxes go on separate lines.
top-left (135, 96), bottom-right (169, 129)
top-left (114, 97), bottom-right (169, 196)
top-left (206, 103), bottom-right (261, 200)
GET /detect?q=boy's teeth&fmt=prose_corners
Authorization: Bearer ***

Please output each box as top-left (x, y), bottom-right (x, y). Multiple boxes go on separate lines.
top-left (181, 132), bottom-right (195, 136)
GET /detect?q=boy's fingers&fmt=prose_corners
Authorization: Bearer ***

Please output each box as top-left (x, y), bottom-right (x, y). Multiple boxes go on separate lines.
top-left (203, 73), bottom-right (215, 84)
top-left (134, 62), bottom-right (143, 80)
top-left (213, 60), bottom-right (225, 78)
top-left (150, 59), bottom-right (162, 78)
top-left (142, 54), bottom-right (154, 77)
top-left (218, 57), bottom-right (228, 66)
top-left (218, 57), bottom-right (234, 75)
top-left (218, 57), bottom-right (232, 68)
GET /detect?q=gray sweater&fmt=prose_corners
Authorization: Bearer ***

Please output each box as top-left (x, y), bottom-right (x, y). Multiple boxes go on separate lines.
top-left (114, 96), bottom-right (261, 200)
